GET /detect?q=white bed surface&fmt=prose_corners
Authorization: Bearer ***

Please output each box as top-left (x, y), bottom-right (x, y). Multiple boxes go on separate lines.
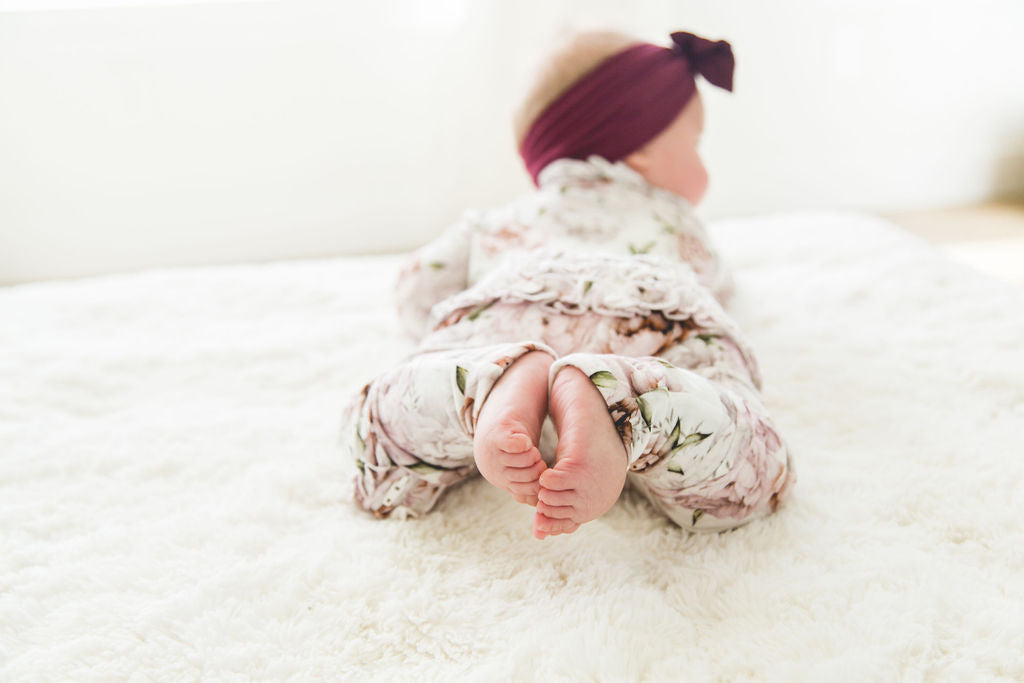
top-left (2, 211), bottom-right (1023, 680)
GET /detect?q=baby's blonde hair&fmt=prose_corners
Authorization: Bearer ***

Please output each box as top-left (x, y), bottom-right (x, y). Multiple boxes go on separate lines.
top-left (513, 29), bottom-right (642, 149)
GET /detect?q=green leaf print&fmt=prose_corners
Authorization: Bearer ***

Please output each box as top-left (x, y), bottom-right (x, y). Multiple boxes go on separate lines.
top-left (658, 359), bottom-right (675, 369)
top-left (679, 432), bottom-right (712, 448)
top-left (692, 509), bottom-right (704, 526)
top-left (697, 334), bottom-right (716, 345)
top-left (636, 387), bottom-right (669, 428)
top-left (356, 459), bottom-right (365, 473)
top-left (666, 421), bottom-right (684, 475)
top-left (589, 370), bottom-right (618, 390)
top-left (355, 431), bottom-right (365, 453)
top-left (628, 241), bottom-right (656, 255)
top-left (638, 395), bottom-right (653, 427)
top-left (409, 461), bottom-right (447, 484)
top-left (654, 212), bottom-right (677, 234)
top-left (456, 366), bottom-right (468, 394)
top-left (583, 280), bottom-right (593, 294)
top-left (666, 431), bottom-right (711, 476)
top-left (428, 261), bottom-right (445, 270)
top-left (467, 301), bottom-right (494, 321)
top-left (410, 461), bottom-right (445, 471)
top-left (667, 419), bottom-right (681, 449)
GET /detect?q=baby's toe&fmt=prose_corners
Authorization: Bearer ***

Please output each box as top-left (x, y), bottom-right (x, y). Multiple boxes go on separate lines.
top-left (506, 481), bottom-right (540, 496)
top-left (538, 487), bottom-right (577, 507)
top-left (498, 448), bottom-right (541, 469)
top-left (535, 514), bottom-right (578, 535)
top-left (496, 430), bottom-right (532, 454)
top-left (504, 460), bottom-right (546, 483)
top-left (539, 467), bottom-right (577, 491)
top-left (536, 501), bottom-right (576, 520)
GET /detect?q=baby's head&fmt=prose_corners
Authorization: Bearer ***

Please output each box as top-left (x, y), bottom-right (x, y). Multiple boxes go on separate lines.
top-left (515, 30), bottom-right (734, 207)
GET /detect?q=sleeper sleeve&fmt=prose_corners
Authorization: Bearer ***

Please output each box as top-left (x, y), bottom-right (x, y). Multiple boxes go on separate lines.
top-left (394, 214), bottom-right (474, 341)
top-left (708, 255), bottom-right (736, 308)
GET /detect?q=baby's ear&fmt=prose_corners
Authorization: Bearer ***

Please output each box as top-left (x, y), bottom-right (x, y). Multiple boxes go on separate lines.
top-left (623, 148), bottom-right (651, 175)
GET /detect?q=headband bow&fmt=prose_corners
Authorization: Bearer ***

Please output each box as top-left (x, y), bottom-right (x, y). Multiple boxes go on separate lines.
top-left (670, 31), bottom-right (734, 92)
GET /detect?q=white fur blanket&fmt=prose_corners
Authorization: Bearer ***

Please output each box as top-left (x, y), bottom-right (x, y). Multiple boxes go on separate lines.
top-left (2, 212), bottom-right (1022, 680)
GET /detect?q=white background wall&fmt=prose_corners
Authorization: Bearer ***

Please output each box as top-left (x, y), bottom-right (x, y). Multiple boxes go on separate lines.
top-left (2, 0), bottom-right (1023, 284)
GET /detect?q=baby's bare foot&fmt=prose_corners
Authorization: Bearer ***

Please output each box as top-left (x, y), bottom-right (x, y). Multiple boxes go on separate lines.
top-left (533, 366), bottom-right (628, 540)
top-left (474, 351), bottom-right (554, 506)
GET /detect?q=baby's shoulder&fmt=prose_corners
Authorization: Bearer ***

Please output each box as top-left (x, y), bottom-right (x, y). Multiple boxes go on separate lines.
top-left (468, 191), bottom-right (549, 227)
top-left (457, 182), bottom-right (706, 245)
top-left (448, 196), bottom-right (551, 248)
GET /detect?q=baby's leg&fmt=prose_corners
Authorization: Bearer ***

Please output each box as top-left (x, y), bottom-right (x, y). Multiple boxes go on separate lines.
top-left (535, 351), bottom-right (795, 537)
top-left (474, 350), bottom-right (554, 506)
top-left (343, 341), bottom-right (554, 519)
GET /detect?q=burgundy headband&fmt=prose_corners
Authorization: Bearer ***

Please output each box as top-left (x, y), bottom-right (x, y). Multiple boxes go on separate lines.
top-left (519, 31), bottom-right (734, 186)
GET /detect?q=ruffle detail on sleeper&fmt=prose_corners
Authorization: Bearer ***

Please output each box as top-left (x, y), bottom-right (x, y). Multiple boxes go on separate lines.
top-left (427, 253), bottom-right (762, 389)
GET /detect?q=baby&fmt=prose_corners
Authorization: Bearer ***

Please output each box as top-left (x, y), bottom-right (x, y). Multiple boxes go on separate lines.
top-left (343, 30), bottom-right (796, 540)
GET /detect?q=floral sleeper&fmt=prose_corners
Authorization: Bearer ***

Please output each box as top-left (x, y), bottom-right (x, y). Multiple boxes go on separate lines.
top-left (342, 156), bottom-right (795, 532)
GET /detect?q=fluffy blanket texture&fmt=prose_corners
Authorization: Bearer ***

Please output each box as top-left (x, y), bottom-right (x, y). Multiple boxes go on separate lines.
top-left (2, 212), bottom-right (1022, 680)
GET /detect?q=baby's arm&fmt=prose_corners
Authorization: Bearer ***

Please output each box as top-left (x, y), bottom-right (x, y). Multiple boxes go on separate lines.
top-left (394, 214), bottom-right (474, 341)
top-left (672, 214), bottom-right (735, 308)
top-left (708, 257), bottom-right (736, 308)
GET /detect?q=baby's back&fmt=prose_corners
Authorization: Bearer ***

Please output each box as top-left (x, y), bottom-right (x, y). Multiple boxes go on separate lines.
top-left (393, 156), bottom-right (734, 342)
top-left (463, 156), bottom-right (731, 303)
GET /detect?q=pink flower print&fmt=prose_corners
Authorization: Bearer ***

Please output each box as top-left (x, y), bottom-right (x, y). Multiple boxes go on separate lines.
top-left (677, 232), bottom-right (711, 267)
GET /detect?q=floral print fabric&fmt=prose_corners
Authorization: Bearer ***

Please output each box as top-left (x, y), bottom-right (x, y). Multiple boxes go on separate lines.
top-left (395, 155), bottom-right (734, 341)
top-left (549, 353), bottom-right (793, 531)
top-left (343, 340), bottom-right (555, 520)
top-left (427, 253), bottom-right (762, 390)
top-left (344, 155), bottom-right (795, 530)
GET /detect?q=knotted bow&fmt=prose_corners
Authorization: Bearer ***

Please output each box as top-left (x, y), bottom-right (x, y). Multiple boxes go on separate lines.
top-left (670, 31), bottom-right (735, 92)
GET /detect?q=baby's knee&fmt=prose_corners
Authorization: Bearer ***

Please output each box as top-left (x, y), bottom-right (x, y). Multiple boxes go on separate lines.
top-left (342, 371), bottom-right (479, 520)
top-left (630, 439), bottom-right (796, 533)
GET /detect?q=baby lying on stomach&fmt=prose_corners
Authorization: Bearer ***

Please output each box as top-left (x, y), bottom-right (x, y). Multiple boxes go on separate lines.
top-left (344, 29), bottom-right (796, 540)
